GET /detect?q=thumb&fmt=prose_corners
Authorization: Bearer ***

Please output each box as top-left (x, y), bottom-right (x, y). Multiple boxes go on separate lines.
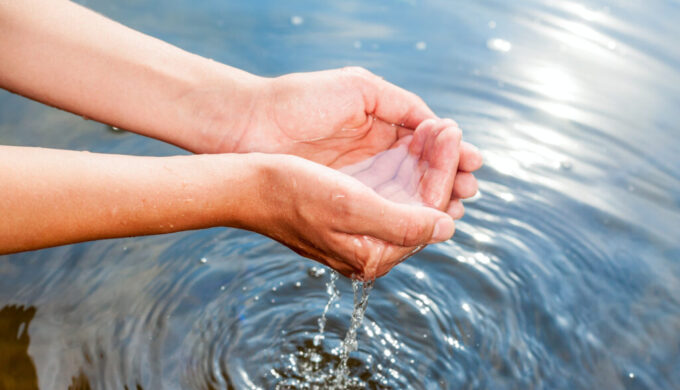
top-left (346, 67), bottom-right (436, 129)
top-left (348, 194), bottom-right (456, 247)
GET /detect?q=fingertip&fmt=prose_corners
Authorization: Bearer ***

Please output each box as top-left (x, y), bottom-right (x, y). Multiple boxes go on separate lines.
top-left (460, 142), bottom-right (483, 172)
top-left (441, 118), bottom-right (460, 129)
top-left (447, 199), bottom-right (465, 220)
top-left (453, 172), bottom-right (479, 199)
top-left (431, 215), bottom-right (455, 243)
top-left (416, 118), bottom-right (438, 131)
top-left (439, 125), bottom-right (463, 145)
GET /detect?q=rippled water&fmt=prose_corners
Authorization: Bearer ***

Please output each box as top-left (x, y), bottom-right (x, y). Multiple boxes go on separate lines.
top-left (1, 0), bottom-right (679, 388)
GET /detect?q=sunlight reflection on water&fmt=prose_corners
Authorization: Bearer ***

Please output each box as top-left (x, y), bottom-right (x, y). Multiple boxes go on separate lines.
top-left (1, 0), bottom-right (679, 389)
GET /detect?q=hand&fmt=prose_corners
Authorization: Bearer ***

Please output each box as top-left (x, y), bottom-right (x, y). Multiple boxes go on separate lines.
top-left (342, 118), bottom-right (477, 220)
top-left (211, 67), bottom-right (482, 183)
top-left (248, 153), bottom-right (456, 280)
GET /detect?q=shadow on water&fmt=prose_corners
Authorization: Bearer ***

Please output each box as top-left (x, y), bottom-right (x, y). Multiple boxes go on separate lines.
top-left (0, 305), bottom-right (38, 390)
top-left (0, 305), bottom-right (102, 390)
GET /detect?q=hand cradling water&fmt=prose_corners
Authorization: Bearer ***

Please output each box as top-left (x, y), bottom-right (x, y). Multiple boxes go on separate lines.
top-left (275, 120), bottom-right (462, 388)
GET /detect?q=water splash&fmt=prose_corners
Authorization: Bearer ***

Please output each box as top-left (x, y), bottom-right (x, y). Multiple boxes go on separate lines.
top-left (333, 278), bottom-right (374, 388)
top-left (312, 270), bottom-right (339, 371)
top-left (273, 271), bottom-right (376, 389)
top-left (317, 271), bottom-right (339, 340)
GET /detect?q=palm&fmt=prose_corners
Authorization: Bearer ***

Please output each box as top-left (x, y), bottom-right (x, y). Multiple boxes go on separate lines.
top-left (241, 68), bottom-right (424, 168)
top-left (342, 123), bottom-right (460, 209)
top-left (337, 123), bottom-right (461, 278)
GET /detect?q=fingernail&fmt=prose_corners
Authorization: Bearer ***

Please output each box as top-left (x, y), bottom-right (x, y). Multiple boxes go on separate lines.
top-left (432, 217), bottom-right (455, 242)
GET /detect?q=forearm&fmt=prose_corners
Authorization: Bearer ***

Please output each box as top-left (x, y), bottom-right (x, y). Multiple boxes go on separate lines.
top-left (0, 146), bottom-right (261, 254)
top-left (0, 0), bottom-right (261, 153)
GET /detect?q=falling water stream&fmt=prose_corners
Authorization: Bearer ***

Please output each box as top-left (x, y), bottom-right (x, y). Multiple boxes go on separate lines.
top-left (275, 270), bottom-right (375, 389)
top-left (1, 0), bottom-right (680, 389)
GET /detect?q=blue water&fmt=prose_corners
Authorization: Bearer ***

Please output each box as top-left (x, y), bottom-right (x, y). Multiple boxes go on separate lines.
top-left (1, 0), bottom-right (679, 388)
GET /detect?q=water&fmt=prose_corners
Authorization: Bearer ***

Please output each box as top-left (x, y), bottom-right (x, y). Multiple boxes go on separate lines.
top-left (333, 279), bottom-right (374, 388)
top-left (275, 272), bottom-right (374, 389)
top-left (1, 0), bottom-right (680, 388)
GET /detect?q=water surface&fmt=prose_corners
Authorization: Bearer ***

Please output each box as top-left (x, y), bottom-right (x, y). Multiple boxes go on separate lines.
top-left (1, 0), bottom-right (679, 388)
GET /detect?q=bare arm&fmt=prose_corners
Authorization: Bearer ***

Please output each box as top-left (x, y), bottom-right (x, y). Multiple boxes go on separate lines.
top-left (0, 146), bottom-right (454, 278)
top-left (0, 146), bottom-right (260, 253)
top-left (0, 0), bottom-right (260, 153)
top-left (0, 1), bottom-right (482, 179)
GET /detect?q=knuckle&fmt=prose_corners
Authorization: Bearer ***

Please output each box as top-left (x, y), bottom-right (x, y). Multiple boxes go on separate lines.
top-left (400, 218), bottom-right (428, 246)
top-left (412, 93), bottom-right (428, 108)
top-left (341, 66), bottom-right (378, 85)
top-left (342, 66), bottom-right (372, 76)
top-left (334, 195), bottom-right (356, 219)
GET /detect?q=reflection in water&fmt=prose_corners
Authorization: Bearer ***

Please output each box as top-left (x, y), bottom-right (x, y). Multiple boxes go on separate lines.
top-left (0, 306), bottom-right (38, 390)
top-left (1, 0), bottom-right (680, 388)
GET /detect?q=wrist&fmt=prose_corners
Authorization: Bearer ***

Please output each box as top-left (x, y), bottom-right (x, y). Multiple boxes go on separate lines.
top-left (200, 152), bottom-right (293, 234)
top-left (182, 61), bottom-right (269, 154)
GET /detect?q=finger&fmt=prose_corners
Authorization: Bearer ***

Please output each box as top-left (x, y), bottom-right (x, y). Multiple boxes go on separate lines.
top-left (446, 199), bottom-right (465, 220)
top-left (418, 125), bottom-right (462, 209)
top-left (420, 119), bottom-right (460, 167)
top-left (459, 142), bottom-right (483, 172)
top-left (346, 193), bottom-right (455, 247)
top-left (358, 70), bottom-right (437, 129)
top-left (452, 172), bottom-right (478, 199)
top-left (408, 118), bottom-right (435, 156)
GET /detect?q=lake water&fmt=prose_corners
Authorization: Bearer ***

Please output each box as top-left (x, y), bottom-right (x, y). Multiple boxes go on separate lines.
top-left (1, 0), bottom-right (679, 388)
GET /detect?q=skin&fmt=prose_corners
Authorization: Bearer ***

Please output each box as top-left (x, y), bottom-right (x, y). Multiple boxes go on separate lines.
top-left (0, 146), bottom-right (455, 279)
top-left (0, 0), bottom-right (483, 279)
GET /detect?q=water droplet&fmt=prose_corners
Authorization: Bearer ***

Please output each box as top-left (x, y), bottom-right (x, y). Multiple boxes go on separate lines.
top-left (560, 160), bottom-right (573, 170)
top-left (629, 372), bottom-right (635, 379)
top-left (290, 15), bottom-right (304, 26)
top-left (294, 281), bottom-right (302, 287)
top-left (310, 353), bottom-right (322, 363)
top-left (308, 266), bottom-right (326, 278)
top-left (415, 41), bottom-right (427, 51)
top-left (199, 257), bottom-right (207, 264)
top-left (220, 285), bottom-right (225, 291)
top-left (353, 40), bottom-right (362, 49)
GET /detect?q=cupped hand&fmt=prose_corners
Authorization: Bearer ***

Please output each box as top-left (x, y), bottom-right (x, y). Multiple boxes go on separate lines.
top-left (249, 153), bottom-right (455, 280)
top-left (214, 67), bottom-right (482, 179)
top-left (248, 118), bottom-right (470, 280)
top-left (342, 118), bottom-right (477, 219)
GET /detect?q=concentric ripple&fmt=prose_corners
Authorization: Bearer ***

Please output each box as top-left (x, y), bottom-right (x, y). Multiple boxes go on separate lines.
top-left (1, 0), bottom-right (679, 389)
